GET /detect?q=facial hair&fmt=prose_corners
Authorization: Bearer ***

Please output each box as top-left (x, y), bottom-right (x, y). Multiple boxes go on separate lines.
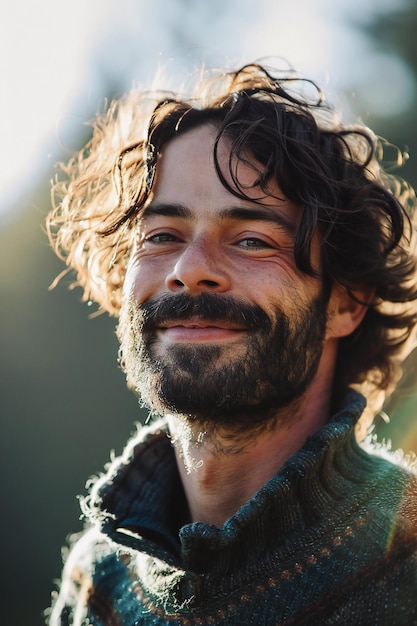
top-left (117, 289), bottom-right (329, 432)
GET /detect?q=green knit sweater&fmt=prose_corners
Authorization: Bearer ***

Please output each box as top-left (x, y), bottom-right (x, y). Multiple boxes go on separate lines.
top-left (49, 391), bottom-right (417, 625)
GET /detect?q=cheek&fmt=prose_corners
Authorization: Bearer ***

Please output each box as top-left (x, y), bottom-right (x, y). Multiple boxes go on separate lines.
top-left (232, 254), bottom-right (309, 295)
top-left (123, 254), bottom-right (168, 304)
top-left (123, 254), bottom-right (148, 303)
top-left (257, 278), bottom-right (320, 319)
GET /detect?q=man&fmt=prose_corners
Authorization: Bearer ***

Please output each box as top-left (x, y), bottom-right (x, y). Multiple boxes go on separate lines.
top-left (48, 63), bottom-right (417, 625)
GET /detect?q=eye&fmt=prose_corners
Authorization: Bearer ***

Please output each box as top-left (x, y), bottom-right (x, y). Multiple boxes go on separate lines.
top-left (236, 237), bottom-right (273, 249)
top-left (143, 232), bottom-right (181, 244)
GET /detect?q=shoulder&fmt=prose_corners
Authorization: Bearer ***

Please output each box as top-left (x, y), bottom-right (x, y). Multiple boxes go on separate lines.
top-left (360, 436), bottom-right (417, 542)
top-left (48, 419), bottom-right (171, 625)
top-left (48, 527), bottom-right (110, 626)
top-left (360, 434), bottom-right (417, 495)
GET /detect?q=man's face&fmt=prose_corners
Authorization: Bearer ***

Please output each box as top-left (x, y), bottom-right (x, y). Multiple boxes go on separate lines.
top-left (118, 124), bottom-right (329, 428)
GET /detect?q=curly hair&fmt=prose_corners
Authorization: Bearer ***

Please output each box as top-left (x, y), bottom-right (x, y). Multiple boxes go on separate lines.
top-left (47, 62), bottom-right (417, 406)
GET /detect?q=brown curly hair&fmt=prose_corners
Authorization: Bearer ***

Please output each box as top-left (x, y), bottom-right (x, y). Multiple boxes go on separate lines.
top-left (47, 62), bottom-right (417, 406)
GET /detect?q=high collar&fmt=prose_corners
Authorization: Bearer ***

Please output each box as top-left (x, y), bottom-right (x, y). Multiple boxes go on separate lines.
top-left (85, 390), bottom-right (372, 576)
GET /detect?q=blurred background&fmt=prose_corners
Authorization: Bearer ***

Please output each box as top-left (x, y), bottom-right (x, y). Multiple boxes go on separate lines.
top-left (2, 0), bottom-right (417, 623)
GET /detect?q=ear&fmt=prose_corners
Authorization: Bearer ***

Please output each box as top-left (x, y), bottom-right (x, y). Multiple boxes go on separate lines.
top-left (325, 283), bottom-right (373, 340)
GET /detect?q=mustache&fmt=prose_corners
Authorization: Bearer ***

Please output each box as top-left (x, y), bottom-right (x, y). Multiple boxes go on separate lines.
top-left (137, 292), bottom-right (272, 332)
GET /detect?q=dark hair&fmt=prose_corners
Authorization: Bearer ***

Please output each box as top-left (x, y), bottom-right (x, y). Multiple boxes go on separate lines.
top-left (47, 62), bottom-right (417, 405)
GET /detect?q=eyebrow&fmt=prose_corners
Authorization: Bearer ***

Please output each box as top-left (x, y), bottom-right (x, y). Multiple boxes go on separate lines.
top-left (142, 202), bottom-right (298, 237)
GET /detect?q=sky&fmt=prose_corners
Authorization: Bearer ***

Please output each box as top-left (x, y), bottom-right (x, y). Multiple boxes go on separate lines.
top-left (0, 0), bottom-right (413, 225)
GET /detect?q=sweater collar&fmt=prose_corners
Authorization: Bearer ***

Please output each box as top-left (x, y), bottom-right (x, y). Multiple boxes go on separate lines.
top-left (87, 390), bottom-right (369, 574)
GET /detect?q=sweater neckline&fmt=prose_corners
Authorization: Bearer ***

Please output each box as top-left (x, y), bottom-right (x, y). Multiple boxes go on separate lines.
top-left (90, 390), bottom-right (371, 576)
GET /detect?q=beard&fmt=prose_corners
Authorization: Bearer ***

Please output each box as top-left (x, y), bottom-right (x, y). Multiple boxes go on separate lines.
top-left (117, 289), bottom-right (329, 432)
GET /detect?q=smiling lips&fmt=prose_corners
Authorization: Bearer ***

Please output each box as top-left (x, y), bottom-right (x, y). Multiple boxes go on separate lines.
top-left (157, 318), bottom-right (246, 343)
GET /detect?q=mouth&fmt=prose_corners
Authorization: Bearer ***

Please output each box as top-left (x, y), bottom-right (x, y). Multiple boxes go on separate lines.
top-left (156, 317), bottom-right (247, 343)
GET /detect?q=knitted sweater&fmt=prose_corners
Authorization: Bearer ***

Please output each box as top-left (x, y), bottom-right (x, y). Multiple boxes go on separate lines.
top-left (49, 391), bottom-right (417, 625)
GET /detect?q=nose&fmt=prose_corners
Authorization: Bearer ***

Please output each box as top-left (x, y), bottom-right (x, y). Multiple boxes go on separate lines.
top-left (165, 238), bottom-right (231, 294)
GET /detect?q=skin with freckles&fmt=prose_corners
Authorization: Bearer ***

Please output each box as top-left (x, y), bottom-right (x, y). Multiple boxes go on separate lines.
top-left (118, 124), bottom-right (369, 527)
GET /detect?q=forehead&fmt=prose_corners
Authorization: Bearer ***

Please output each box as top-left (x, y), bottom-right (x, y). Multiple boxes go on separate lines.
top-left (145, 124), bottom-right (302, 229)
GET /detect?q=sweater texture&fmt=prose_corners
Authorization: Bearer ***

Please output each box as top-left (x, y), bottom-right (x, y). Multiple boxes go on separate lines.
top-left (49, 391), bottom-right (417, 625)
